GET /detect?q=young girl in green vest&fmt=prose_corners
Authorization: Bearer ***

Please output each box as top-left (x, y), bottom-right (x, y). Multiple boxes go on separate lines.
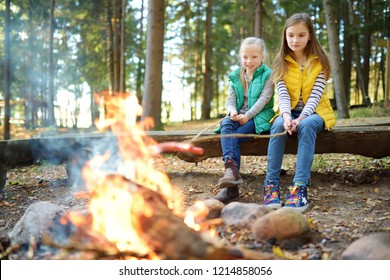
top-left (212, 37), bottom-right (275, 204)
top-left (263, 13), bottom-right (336, 212)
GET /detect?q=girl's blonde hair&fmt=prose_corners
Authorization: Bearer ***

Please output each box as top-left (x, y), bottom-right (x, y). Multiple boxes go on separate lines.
top-left (239, 37), bottom-right (267, 92)
top-left (272, 13), bottom-right (331, 83)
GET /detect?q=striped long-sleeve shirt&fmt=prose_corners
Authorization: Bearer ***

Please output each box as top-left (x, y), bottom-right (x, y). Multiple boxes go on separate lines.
top-left (277, 71), bottom-right (326, 117)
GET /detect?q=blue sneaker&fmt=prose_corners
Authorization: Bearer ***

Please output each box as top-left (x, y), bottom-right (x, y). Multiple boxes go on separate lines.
top-left (284, 183), bottom-right (309, 213)
top-left (263, 185), bottom-right (282, 209)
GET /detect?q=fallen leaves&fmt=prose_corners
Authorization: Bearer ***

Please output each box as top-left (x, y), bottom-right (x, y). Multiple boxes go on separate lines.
top-left (0, 153), bottom-right (389, 260)
top-left (0, 200), bottom-right (15, 207)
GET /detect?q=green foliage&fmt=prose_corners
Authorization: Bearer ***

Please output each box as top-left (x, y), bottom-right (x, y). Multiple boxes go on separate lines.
top-left (312, 154), bottom-right (328, 171)
top-left (0, 0), bottom-right (388, 128)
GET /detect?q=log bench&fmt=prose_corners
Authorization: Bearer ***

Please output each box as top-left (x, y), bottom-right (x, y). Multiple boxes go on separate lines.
top-left (0, 125), bottom-right (389, 193)
top-left (169, 125), bottom-right (390, 163)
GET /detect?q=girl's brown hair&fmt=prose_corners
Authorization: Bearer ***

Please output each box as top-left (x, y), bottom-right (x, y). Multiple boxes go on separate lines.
top-left (272, 13), bottom-right (331, 83)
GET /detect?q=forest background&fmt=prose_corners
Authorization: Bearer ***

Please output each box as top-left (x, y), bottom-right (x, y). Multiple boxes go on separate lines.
top-left (0, 0), bottom-right (389, 138)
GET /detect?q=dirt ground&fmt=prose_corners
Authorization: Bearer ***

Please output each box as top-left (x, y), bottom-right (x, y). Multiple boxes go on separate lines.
top-left (0, 152), bottom-right (389, 260)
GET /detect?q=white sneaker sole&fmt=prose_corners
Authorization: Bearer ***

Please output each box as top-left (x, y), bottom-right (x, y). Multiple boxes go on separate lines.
top-left (283, 204), bottom-right (309, 213)
top-left (264, 203), bottom-right (282, 210)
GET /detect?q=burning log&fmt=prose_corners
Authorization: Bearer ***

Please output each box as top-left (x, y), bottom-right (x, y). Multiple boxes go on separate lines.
top-left (32, 174), bottom-right (275, 260)
top-left (87, 174), bottom-right (276, 260)
top-left (2, 175), bottom-right (276, 260)
top-left (127, 176), bottom-right (226, 259)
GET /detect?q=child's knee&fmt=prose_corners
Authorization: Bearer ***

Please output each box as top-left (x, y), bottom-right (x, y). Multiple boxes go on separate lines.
top-left (271, 117), bottom-right (285, 132)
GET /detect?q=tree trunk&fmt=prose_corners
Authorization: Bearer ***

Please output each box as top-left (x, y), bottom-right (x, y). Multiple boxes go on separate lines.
top-left (104, 0), bottom-right (114, 92)
top-left (348, 1), bottom-right (371, 106)
top-left (103, 0), bottom-right (126, 94)
top-left (341, 0), bottom-right (352, 104)
top-left (89, 86), bottom-right (98, 129)
top-left (3, 0), bottom-right (11, 140)
top-left (201, 0), bottom-right (213, 120)
top-left (181, 1), bottom-right (190, 121)
top-left (112, 0), bottom-right (119, 92)
top-left (254, 0), bottom-right (263, 38)
top-left (373, 45), bottom-right (381, 102)
top-left (192, 0), bottom-right (202, 120)
top-left (48, 0), bottom-right (56, 127)
top-left (354, 38), bottom-right (370, 105)
top-left (141, 0), bottom-right (165, 130)
top-left (119, 0), bottom-right (126, 93)
top-left (25, 0), bottom-right (35, 129)
top-left (136, 0), bottom-right (145, 101)
top-left (362, 0), bottom-right (372, 104)
top-left (112, 0), bottom-right (121, 93)
top-left (215, 69), bottom-right (220, 115)
top-left (323, 0), bottom-right (349, 118)
top-left (385, 38), bottom-right (390, 108)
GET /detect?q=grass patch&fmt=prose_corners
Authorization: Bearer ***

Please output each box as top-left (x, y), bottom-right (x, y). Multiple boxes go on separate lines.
top-left (312, 154), bottom-right (390, 173)
top-left (350, 105), bottom-right (390, 118)
top-left (339, 103), bottom-right (390, 118)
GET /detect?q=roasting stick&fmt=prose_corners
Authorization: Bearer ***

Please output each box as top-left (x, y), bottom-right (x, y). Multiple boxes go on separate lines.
top-left (188, 115), bottom-right (287, 144)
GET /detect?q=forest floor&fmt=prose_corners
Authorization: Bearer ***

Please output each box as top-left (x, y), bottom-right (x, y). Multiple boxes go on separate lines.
top-left (0, 115), bottom-right (389, 260)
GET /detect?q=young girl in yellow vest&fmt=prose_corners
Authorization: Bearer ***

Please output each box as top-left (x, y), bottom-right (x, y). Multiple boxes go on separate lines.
top-left (212, 37), bottom-right (275, 204)
top-left (263, 13), bottom-right (336, 212)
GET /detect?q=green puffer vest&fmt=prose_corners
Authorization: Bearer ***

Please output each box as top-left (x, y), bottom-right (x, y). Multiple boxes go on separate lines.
top-left (216, 64), bottom-right (275, 134)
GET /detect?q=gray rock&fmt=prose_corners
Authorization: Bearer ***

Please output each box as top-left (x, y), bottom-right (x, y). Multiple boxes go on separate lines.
top-left (8, 201), bottom-right (65, 245)
top-left (341, 232), bottom-right (390, 260)
top-left (185, 199), bottom-right (225, 224)
top-left (251, 207), bottom-right (310, 241)
top-left (220, 201), bottom-right (270, 229)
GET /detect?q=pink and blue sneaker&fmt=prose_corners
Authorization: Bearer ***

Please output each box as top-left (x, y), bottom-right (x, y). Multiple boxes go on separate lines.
top-left (284, 183), bottom-right (309, 213)
top-left (263, 184), bottom-right (282, 209)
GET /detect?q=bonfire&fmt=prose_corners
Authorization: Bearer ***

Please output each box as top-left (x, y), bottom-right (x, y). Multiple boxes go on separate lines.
top-left (4, 92), bottom-right (274, 260)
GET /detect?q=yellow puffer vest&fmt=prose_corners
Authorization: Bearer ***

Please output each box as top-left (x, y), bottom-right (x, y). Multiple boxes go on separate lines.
top-left (273, 54), bottom-right (336, 130)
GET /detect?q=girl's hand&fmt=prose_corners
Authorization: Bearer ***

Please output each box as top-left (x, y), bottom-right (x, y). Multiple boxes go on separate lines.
top-left (290, 119), bottom-right (299, 133)
top-left (229, 110), bottom-right (238, 121)
top-left (282, 113), bottom-right (294, 135)
top-left (290, 116), bottom-right (306, 133)
top-left (237, 114), bottom-right (249, 125)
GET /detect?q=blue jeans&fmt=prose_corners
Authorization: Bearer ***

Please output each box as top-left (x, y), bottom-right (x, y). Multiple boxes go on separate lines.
top-left (264, 111), bottom-right (324, 186)
top-left (220, 117), bottom-right (256, 169)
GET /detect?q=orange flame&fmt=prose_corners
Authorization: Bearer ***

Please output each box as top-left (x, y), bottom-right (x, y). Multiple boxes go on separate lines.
top-left (76, 92), bottom-right (189, 257)
top-left (184, 200), bottom-right (209, 231)
top-left (65, 92), bottom-right (208, 258)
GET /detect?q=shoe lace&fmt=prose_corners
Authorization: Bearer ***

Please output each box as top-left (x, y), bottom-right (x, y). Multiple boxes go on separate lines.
top-left (264, 185), bottom-right (279, 203)
top-left (286, 185), bottom-right (299, 205)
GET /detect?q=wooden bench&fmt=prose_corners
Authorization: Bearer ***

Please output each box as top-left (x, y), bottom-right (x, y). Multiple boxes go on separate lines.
top-left (148, 125), bottom-right (390, 162)
top-left (0, 124), bottom-right (389, 192)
